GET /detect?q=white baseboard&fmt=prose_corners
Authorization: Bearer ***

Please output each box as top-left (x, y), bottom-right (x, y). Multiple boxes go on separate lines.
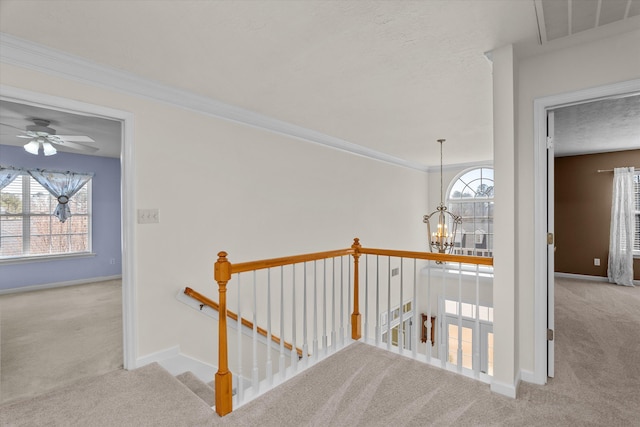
top-left (0, 275), bottom-right (122, 295)
top-left (519, 369), bottom-right (538, 384)
top-left (490, 370), bottom-right (520, 398)
top-left (135, 345), bottom-right (180, 369)
top-left (136, 346), bottom-right (217, 385)
top-left (554, 272), bottom-right (608, 282)
top-left (555, 272), bottom-right (639, 286)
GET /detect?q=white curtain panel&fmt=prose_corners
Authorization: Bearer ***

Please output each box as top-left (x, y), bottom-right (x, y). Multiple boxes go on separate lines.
top-left (607, 167), bottom-right (635, 286)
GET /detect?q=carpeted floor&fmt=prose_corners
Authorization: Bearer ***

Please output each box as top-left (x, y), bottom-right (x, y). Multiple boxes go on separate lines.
top-left (220, 277), bottom-right (640, 426)
top-left (0, 280), bottom-right (122, 404)
top-left (1, 277), bottom-right (639, 426)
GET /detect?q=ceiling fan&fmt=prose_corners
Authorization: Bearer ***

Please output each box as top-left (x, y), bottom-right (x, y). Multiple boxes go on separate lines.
top-left (5, 118), bottom-right (99, 156)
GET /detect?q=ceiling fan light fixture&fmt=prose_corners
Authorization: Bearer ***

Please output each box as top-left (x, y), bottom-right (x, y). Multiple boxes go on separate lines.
top-left (24, 139), bottom-right (41, 155)
top-left (42, 141), bottom-right (57, 156)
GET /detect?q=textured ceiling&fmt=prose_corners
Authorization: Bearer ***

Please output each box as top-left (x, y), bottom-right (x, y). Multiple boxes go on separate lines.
top-left (0, 100), bottom-right (122, 158)
top-left (0, 1), bottom-right (638, 164)
top-left (554, 94), bottom-right (640, 157)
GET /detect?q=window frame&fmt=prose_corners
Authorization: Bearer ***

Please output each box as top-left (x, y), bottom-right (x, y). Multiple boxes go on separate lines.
top-left (0, 172), bottom-right (93, 262)
top-left (446, 166), bottom-right (494, 258)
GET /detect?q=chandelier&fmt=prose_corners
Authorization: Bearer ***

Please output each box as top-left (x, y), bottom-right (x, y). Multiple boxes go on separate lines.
top-left (423, 139), bottom-right (461, 254)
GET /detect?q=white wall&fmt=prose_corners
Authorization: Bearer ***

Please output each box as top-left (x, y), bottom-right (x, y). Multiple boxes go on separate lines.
top-left (0, 62), bottom-right (429, 365)
top-left (516, 30), bottom-right (640, 376)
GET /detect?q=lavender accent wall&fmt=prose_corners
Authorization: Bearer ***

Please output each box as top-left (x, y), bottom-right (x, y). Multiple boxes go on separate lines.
top-left (0, 144), bottom-right (121, 290)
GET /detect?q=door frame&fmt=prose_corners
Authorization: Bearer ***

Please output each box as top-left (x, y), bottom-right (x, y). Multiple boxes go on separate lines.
top-left (532, 78), bottom-right (640, 384)
top-left (0, 85), bottom-right (137, 370)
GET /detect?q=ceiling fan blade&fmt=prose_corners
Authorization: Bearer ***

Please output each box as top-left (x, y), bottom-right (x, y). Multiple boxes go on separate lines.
top-left (16, 134), bottom-right (33, 139)
top-left (0, 122), bottom-right (26, 131)
top-left (57, 135), bottom-right (96, 143)
top-left (52, 139), bottom-right (100, 153)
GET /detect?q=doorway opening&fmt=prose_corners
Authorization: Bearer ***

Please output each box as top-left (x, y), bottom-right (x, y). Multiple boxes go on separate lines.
top-left (533, 78), bottom-right (640, 384)
top-left (0, 86), bottom-right (136, 401)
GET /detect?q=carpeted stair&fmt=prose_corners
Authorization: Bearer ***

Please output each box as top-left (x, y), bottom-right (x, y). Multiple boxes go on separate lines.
top-left (175, 371), bottom-right (215, 406)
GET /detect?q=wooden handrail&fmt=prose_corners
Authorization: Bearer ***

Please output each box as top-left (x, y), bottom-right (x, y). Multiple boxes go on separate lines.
top-left (359, 247), bottom-right (494, 266)
top-left (184, 287), bottom-right (304, 358)
top-left (230, 248), bottom-right (355, 274)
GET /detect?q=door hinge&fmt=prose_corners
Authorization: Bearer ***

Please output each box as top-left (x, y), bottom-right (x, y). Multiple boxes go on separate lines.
top-left (547, 233), bottom-right (554, 245)
top-left (546, 136), bottom-right (553, 149)
top-left (547, 329), bottom-right (554, 341)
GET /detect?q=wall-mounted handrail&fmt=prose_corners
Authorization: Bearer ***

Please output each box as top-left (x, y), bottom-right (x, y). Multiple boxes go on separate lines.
top-left (183, 287), bottom-right (303, 358)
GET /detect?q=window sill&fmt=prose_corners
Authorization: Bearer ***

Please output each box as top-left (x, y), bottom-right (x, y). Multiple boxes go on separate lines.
top-left (0, 252), bottom-right (96, 265)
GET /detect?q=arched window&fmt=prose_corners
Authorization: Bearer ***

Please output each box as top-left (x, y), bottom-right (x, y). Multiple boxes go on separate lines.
top-left (448, 167), bottom-right (494, 257)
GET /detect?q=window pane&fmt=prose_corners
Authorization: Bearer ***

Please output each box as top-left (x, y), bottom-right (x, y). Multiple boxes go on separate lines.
top-left (0, 236), bottom-right (22, 256)
top-left (30, 190), bottom-right (53, 214)
top-left (51, 235), bottom-right (70, 253)
top-left (1, 174), bottom-right (91, 258)
top-left (1, 176), bottom-right (23, 214)
top-left (71, 234), bottom-right (88, 252)
top-left (445, 300), bottom-right (458, 315)
top-left (448, 324), bottom-right (473, 369)
top-left (30, 235), bottom-right (51, 255)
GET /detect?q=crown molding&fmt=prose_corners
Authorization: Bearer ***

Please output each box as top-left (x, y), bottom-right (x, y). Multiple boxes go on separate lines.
top-left (426, 159), bottom-right (493, 173)
top-left (0, 32), bottom-right (428, 172)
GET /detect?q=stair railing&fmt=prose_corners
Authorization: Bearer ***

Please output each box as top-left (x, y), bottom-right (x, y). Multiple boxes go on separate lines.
top-left (213, 237), bottom-right (493, 416)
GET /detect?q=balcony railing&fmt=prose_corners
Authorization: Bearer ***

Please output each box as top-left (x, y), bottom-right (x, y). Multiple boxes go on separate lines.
top-left (207, 238), bottom-right (493, 416)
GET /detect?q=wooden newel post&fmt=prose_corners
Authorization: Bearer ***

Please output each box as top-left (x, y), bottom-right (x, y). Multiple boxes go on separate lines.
top-left (214, 251), bottom-right (233, 416)
top-left (351, 238), bottom-right (362, 340)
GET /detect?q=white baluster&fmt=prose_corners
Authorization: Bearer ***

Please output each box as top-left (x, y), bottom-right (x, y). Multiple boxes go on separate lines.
top-left (439, 260), bottom-right (446, 368)
top-left (266, 269), bottom-right (273, 386)
top-left (322, 259), bottom-right (328, 356)
top-left (339, 256), bottom-right (344, 347)
top-left (313, 260), bottom-right (318, 362)
top-left (386, 256), bottom-right (391, 351)
top-left (364, 255), bottom-right (369, 344)
top-left (331, 257), bottom-right (336, 352)
top-left (375, 255), bottom-right (380, 346)
top-left (474, 263), bottom-right (481, 378)
top-left (252, 271), bottom-right (259, 391)
top-left (426, 259), bottom-right (432, 362)
top-left (279, 266), bottom-right (285, 381)
top-left (347, 255), bottom-right (352, 344)
top-left (457, 262), bottom-right (463, 373)
top-left (291, 265), bottom-right (298, 371)
top-left (398, 258), bottom-right (404, 354)
top-left (302, 263), bottom-right (308, 365)
top-left (412, 259), bottom-right (418, 359)
top-left (237, 273), bottom-right (244, 402)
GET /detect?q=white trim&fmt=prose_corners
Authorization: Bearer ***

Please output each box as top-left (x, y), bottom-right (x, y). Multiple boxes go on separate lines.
top-left (555, 272), bottom-right (640, 287)
top-left (428, 159), bottom-right (493, 173)
top-left (136, 345), bottom-right (180, 369)
top-left (0, 252), bottom-right (97, 265)
top-left (490, 370), bottom-right (520, 398)
top-left (0, 32), bottom-right (427, 172)
top-left (0, 274), bottom-right (121, 295)
top-left (0, 84), bottom-right (138, 371)
top-left (554, 272), bottom-right (609, 282)
top-left (155, 352), bottom-right (217, 384)
top-left (519, 369), bottom-right (536, 384)
top-left (533, 78), bottom-right (640, 385)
